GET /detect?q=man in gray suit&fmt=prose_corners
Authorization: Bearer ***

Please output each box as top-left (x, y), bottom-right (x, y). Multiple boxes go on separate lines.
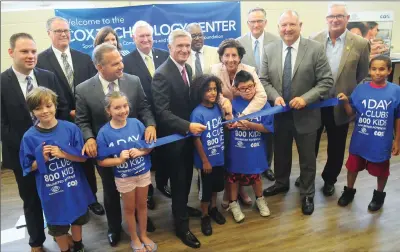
top-left (260, 10), bottom-right (333, 215)
top-left (300, 2), bottom-right (369, 196)
top-left (237, 7), bottom-right (279, 181)
top-left (75, 43), bottom-right (156, 246)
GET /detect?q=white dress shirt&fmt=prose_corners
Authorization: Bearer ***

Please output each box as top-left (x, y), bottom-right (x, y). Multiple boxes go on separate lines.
top-left (52, 45), bottom-right (74, 77)
top-left (251, 31), bottom-right (264, 64)
top-left (99, 74), bottom-right (120, 95)
top-left (12, 66), bottom-right (38, 98)
top-left (282, 36), bottom-right (301, 76)
top-left (191, 47), bottom-right (204, 76)
top-left (170, 56), bottom-right (190, 86)
top-left (137, 49), bottom-right (155, 69)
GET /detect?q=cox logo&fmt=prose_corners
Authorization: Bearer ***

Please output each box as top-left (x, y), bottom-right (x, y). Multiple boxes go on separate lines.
top-left (251, 142), bottom-right (260, 148)
top-left (236, 141), bottom-right (244, 147)
top-left (380, 14), bottom-right (391, 19)
top-left (374, 131), bottom-right (384, 137)
top-left (51, 186), bottom-right (60, 193)
top-left (67, 180), bottom-right (78, 187)
top-left (211, 149), bottom-right (217, 155)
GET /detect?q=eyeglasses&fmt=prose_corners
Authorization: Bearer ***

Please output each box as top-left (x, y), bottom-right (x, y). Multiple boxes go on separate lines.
top-left (247, 20), bottom-right (266, 25)
top-left (326, 15), bottom-right (346, 21)
top-left (50, 29), bottom-right (71, 35)
top-left (237, 84), bottom-right (255, 93)
top-left (191, 33), bottom-right (203, 39)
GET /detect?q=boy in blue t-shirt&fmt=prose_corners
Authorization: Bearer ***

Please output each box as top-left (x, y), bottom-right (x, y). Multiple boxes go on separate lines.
top-left (20, 87), bottom-right (94, 252)
top-left (226, 70), bottom-right (274, 223)
top-left (337, 55), bottom-right (400, 211)
top-left (190, 75), bottom-right (226, 236)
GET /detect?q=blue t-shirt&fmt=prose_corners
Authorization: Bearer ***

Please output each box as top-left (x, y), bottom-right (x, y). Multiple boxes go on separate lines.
top-left (226, 97), bottom-right (274, 174)
top-left (19, 120), bottom-right (95, 225)
top-left (349, 82), bottom-right (400, 162)
top-left (96, 118), bottom-right (151, 178)
top-left (190, 104), bottom-right (224, 169)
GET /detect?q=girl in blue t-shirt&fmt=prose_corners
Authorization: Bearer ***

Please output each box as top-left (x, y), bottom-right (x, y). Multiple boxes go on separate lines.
top-left (225, 70), bottom-right (274, 223)
top-left (337, 55), bottom-right (400, 212)
top-left (190, 75), bottom-right (226, 236)
top-left (20, 87), bottom-right (94, 252)
top-left (96, 91), bottom-right (156, 252)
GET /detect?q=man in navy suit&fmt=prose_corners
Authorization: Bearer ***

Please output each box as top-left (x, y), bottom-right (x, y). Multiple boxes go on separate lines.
top-left (123, 21), bottom-right (171, 201)
top-left (36, 16), bottom-right (104, 215)
top-left (1, 33), bottom-right (69, 252)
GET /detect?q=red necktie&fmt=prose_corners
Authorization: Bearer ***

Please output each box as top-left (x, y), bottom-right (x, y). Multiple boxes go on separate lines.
top-left (181, 67), bottom-right (188, 86)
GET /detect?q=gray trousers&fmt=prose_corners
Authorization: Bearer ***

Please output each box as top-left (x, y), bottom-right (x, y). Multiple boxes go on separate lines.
top-left (274, 112), bottom-right (317, 198)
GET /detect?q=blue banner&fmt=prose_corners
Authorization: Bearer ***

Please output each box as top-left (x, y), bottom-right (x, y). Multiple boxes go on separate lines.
top-left (55, 2), bottom-right (241, 56)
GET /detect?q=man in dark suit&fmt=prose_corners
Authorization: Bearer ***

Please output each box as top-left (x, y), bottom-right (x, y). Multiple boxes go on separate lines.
top-left (123, 20), bottom-right (171, 201)
top-left (1, 33), bottom-right (69, 252)
top-left (75, 43), bottom-right (156, 247)
top-left (260, 10), bottom-right (333, 215)
top-left (152, 29), bottom-right (207, 248)
top-left (36, 16), bottom-right (104, 215)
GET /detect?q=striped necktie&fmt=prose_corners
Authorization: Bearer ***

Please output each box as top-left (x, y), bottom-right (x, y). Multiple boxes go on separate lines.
top-left (26, 76), bottom-right (38, 124)
top-left (61, 53), bottom-right (74, 93)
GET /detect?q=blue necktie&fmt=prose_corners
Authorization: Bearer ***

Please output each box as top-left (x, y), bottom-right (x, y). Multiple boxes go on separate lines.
top-left (254, 40), bottom-right (260, 72)
top-left (108, 82), bottom-right (115, 94)
top-left (26, 76), bottom-right (38, 124)
top-left (282, 47), bottom-right (292, 102)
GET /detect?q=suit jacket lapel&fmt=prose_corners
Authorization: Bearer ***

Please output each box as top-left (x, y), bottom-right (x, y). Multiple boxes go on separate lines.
top-left (92, 74), bottom-right (106, 108)
top-left (277, 42), bottom-right (283, 85)
top-left (293, 37), bottom-right (307, 79)
top-left (119, 74), bottom-right (129, 94)
top-left (70, 49), bottom-right (80, 87)
top-left (7, 68), bottom-right (29, 111)
top-left (337, 33), bottom-right (353, 80)
top-left (48, 47), bottom-right (70, 87)
top-left (153, 49), bottom-right (164, 68)
top-left (135, 50), bottom-right (152, 81)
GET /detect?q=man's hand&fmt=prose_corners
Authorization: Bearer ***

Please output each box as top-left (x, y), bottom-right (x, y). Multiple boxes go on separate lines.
top-left (82, 138), bottom-right (97, 157)
top-left (203, 161), bottom-right (212, 174)
top-left (275, 97), bottom-right (286, 107)
top-left (69, 110), bottom-right (76, 119)
top-left (289, 97), bottom-right (307, 110)
top-left (189, 123), bottom-right (207, 135)
top-left (337, 93), bottom-right (349, 103)
top-left (145, 126), bottom-right (157, 144)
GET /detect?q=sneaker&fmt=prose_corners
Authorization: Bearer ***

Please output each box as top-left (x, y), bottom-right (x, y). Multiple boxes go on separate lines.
top-left (338, 186), bottom-right (356, 207)
top-left (201, 215), bottom-right (212, 236)
top-left (255, 196), bottom-right (270, 217)
top-left (227, 201), bottom-right (245, 223)
top-left (209, 207), bottom-right (226, 225)
top-left (368, 190), bottom-right (386, 211)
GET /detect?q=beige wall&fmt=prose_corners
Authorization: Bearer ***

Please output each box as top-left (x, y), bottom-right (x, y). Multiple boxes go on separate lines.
top-left (2, 1), bottom-right (400, 81)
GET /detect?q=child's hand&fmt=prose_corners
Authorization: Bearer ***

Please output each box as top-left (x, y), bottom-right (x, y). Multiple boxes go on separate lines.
top-left (119, 150), bottom-right (130, 162)
top-left (42, 144), bottom-right (52, 162)
top-left (392, 141), bottom-right (399, 156)
top-left (50, 146), bottom-right (66, 159)
top-left (203, 161), bottom-right (212, 174)
top-left (237, 120), bottom-right (250, 130)
top-left (129, 148), bottom-right (143, 159)
top-left (337, 93), bottom-right (349, 103)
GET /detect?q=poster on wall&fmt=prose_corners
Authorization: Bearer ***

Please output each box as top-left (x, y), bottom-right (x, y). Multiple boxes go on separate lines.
top-left (348, 11), bottom-right (394, 59)
top-left (55, 1), bottom-right (241, 56)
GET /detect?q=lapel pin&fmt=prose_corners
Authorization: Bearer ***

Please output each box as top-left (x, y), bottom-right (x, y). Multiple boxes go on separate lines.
top-left (156, 55), bottom-right (158, 58)
top-left (346, 46), bottom-right (350, 50)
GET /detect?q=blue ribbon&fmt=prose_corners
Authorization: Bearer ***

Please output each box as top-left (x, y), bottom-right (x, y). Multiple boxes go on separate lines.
top-left (34, 140), bottom-right (88, 174)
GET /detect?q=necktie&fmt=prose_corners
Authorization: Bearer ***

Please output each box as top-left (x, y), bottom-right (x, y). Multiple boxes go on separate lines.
top-left (181, 67), bottom-right (189, 86)
top-left (195, 51), bottom-right (203, 77)
top-left (145, 55), bottom-right (155, 77)
top-left (61, 53), bottom-right (74, 93)
top-left (254, 40), bottom-right (260, 72)
top-left (26, 76), bottom-right (37, 124)
top-left (282, 47), bottom-right (292, 102)
top-left (108, 82), bottom-right (115, 94)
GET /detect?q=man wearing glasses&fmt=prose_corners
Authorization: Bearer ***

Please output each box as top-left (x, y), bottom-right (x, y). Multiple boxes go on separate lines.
top-left (237, 7), bottom-right (279, 182)
top-left (185, 22), bottom-right (219, 77)
top-left (37, 17), bottom-right (105, 216)
top-left (304, 2), bottom-right (370, 197)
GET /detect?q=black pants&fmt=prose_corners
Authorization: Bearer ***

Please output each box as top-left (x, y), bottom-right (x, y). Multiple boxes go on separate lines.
top-left (81, 159), bottom-right (98, 201)
top-left (154, 147), bottom-right (170, 187)
top-left (158, 138), bottom-right (193, 233)
top-left (96, 166), bottom-right (122, 233)
top-left (316, 107), bottom-right (349, 185)
top-left (13, 165), bottom-right (46, 247)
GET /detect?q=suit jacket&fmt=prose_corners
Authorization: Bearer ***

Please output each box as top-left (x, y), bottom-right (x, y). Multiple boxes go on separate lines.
top-left (259, 37), bottom-right (334, 134)
top-left (75, 73), bottom-right (155, 141)
top-left (310, 30), bottom-right (370, 125)
top-left (151, 57), bottom-right (193, 138)
top-left (237, 31), bottom-right (280, 73)
top-left (1, 67), bottom-right (69, 169)
top-left (123, 48), bottom-right (169, 108)
top-left (186, 45), bottom-right (220, 77)
top-left (37, 47), bottom-right (97, 112)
